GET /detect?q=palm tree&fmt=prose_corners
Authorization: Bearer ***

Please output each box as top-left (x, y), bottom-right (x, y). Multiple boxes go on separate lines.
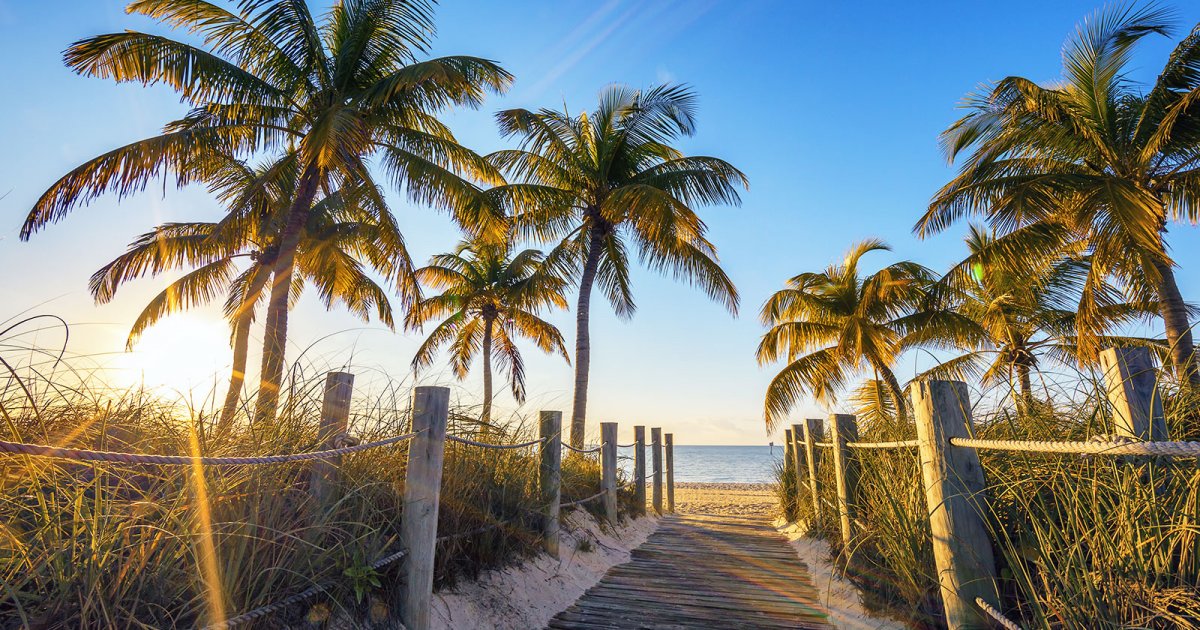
top-left (915, 5), bottom-right (1200, 384)
top-left (918, 225), bottom-right (1160, 408)
top-left (407, 242), bottom-right (569, 431)
top-left (23, 0), bottom-right (512, 420)
top-left (489, 84), bottom-right (746, 446)
top-left (92, 161), bottom-right (404, 432)
top-left (757, 240), bottom-right (936, 430)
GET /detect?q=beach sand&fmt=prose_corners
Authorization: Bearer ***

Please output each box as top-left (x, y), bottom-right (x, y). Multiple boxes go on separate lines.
top-left (663, 481), bottom-right (780, 517)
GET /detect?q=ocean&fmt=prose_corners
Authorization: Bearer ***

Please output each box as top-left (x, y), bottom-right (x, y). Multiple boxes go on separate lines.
top-left (618, 445), bottom-right (785, 484)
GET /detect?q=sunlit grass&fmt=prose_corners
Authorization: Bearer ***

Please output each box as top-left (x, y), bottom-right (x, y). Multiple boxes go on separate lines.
top-left (776, 379), bottom-right (1200, 628)
top-left (0, 354), bottom-right (630, 628)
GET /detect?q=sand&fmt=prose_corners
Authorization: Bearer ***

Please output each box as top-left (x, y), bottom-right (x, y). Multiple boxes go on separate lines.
top-left (665, 481), bottom-right (779, 516)
top-left (777, 520), bottom-right (906, 630)
top-left (432, 483), bottom-right (901, 629)
top-left (430, 511), bottom-right (657, 630)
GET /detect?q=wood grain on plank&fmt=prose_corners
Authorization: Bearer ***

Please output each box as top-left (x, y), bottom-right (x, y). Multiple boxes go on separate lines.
top-left (547, 513), bottom-right (831, 629)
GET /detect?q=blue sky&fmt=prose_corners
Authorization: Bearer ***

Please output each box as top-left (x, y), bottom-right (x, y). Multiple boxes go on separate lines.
top-left (1, 1), bottom-right (1199, 444)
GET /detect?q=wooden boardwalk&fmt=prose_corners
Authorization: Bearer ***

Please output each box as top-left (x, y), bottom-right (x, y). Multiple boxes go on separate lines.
top-left (548, 513), bottom-right (831, 629)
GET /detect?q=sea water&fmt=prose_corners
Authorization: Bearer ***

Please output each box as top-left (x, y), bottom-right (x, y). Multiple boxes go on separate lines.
top-left (617, 445), bottom-right (784, 484)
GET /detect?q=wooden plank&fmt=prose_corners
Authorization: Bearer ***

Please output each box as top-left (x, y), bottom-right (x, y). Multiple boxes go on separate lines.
top-left (547, 513), bottom-right (831, 628)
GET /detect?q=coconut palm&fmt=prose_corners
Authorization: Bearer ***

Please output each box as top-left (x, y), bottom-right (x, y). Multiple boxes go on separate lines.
top-left (915, 5), bottom-right (1200, 383)
top-left (92, 163), bottom-right (404, 432)
top-left (23, 0), bottom-right (512, 420)
top-left (489, 84), bottom-right (746, 446)
top-left (407, 242), bottom-right (569, 430)
top-left (918, 224), bottom-right (1160, 408)
top-left (757, 240), bottom-right (939, 430)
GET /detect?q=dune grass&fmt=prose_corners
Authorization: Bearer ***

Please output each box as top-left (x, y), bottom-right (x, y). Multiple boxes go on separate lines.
top-left (0, 358), bottom-right (629, 629)
top-left (775, 379), bottom-right (1200, 628)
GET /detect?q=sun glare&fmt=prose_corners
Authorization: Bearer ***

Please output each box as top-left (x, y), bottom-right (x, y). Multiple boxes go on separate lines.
top-left (112, 315), bottom-right (233, 396)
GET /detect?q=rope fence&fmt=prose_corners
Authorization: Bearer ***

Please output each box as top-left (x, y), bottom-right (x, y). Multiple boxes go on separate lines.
top-left (205, 548), bottom-right (408, 630)
top-left (784, 350), bottom-right (1186, 629)
top-left (847, 439), bottom-right (920, 449)
top-left (561, 489), bottom-right (607, 509)
top-left (951, 436), bottom-right (1200, 457)
top-left (0, 370), bottom-right (683, 630)
top-left (446, 435), bottom-right (544, 450)
top-left (562, 442), bottom-right (602, 454)
top-left (0, 431), bottom-right (420, 466)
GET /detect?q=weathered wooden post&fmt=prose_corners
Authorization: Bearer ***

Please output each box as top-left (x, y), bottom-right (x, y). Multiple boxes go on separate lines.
top-left (312, 371), bottom-right (353, 507)
top-left (801, 418), bottom-right (822, 522)
top-left (539, 411), bottom-right (563, 557)
top-left (1099, 347), bottom-right (1167, 441)
top-left (401, 386), bottom-right (450, 630)
top-left (784, 428), bottom-right (795, 477)
top-left (911, 380), bottom-right (998, 630)
top-left (665, 433), bottom-right (675, 513)
top-left (601, 422), bottom-right (618, 524)
top-left (790, 423), bottom-right (807, 521)
top-left (634, 426), bottom-right (646, 515)
top-left (829, 413), bottom-right (858, 547)
top-left (651, 427), bottom-right (664, 515)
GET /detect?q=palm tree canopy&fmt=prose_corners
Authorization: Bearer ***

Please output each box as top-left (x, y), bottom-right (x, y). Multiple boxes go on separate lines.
top-left (407, 241), bottom-right (569, 402)
top-left (916, 224), bottom-right (1162, 388)
top-left (24, 0), bottom-right (513, 241)
top-left (756, 239), bottom-right (935, 430)
top-left (914, 4), bottom-right (1200, 359)
top-left (488, 83), bottom-right (746, 316)
top-left (91, 152), bottom-right (404, 347)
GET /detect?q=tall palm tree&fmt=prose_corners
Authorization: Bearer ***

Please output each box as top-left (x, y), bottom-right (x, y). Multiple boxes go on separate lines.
top-left (915, 5), bottom-right (1200, 384)
top-left (918, 225), bottom-right (1160, 407)
top-left (23, 0), bottom-right (512, 420)
top-left (92, 163), bottom-right (404, 432)
top-left (489, 84), bottom-right (746, 446)
top-left (757, 240), bottom-right (936, 430)
top-left (407, 242), bottom-right (569, 430)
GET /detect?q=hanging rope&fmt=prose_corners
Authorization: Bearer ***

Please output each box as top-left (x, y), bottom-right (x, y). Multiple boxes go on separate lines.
top-left (205, 549), bottom-right (407, 630)
top-left (846, 439), bottom-right (920, 449)
top-left (0, 431), bottom-right (421, 466)
top-left (561, 489), bottom-right (607, 508)
top-left (617, 442), bottom-right (637, 448)
top-left (951, 437), bottom-right (1200, 457)
top-left (446, 435), bottom-right (544, 450)
top-left (975, 597), bottom-right (1023, 630)
top-left (562, 442), bottom-right (602, 454)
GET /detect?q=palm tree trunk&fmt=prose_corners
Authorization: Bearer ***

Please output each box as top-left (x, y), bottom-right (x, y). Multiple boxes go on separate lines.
top-left (1150, 255), bottom-right (1200, 385)
top-left (256, 169), bottom-right (320, 423)
top-left (217, 313), bottom-right (252, 434)
top-left (480, 316), bottom-right (494, 437)
top-left (218, 267), bottom-right (270, 433)
top-left (1016, 362), bottom-right (1034, 412)
top-left (570, 225), bottom-right (604, 449)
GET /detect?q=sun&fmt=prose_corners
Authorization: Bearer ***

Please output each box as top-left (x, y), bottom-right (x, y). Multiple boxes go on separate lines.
top-left (111, 315), bottom-right (234, 396)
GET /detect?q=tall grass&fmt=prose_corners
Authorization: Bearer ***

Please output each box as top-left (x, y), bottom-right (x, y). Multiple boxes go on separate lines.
top-left (776, 378), bottom-right (1200, 628)
top-left (0, 355), bottom-right (631, 628)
